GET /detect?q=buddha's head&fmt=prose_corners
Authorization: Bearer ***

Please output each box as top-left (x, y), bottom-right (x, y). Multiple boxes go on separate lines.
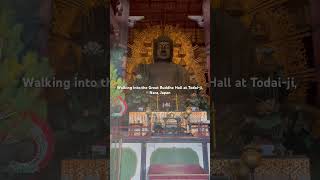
top-left (154, 35), bottom-right (173, 62)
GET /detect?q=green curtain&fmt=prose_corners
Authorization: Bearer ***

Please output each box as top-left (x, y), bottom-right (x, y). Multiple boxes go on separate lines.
top-left (110, 147), bottom-right (137, 180)
top-left (150, 148), bottom-right (199, 165)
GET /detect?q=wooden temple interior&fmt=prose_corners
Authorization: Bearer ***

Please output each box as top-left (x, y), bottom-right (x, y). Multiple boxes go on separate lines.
top-left (2, 0), bottom-right (320, 179)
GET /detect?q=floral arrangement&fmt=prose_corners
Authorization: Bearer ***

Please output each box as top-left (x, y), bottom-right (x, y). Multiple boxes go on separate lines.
top-left (185, 92), bottom-right (209, 111)
top-left (110, 47), bottom-right (127, 116)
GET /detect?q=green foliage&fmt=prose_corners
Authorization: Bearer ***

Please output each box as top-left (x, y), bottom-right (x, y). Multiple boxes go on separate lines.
top-left (110, 47), bottom-right (125, 68)
top-left (150, 148), bottom-right (200, 165)
top-left (0, 7), bottom-right (23, 59)
top-left (126, 73), bottom-right (154, 109)
top-left (0, 53), bottom-right (52, 117)
top-left (66, 86), bottom-right (105, 133)
top-left (110, 148), bottom-right (137, 180)
top-left (126, 91), bottom-right (151, 109)
top-left (110, 48), bottom-right (126, 102)
top-left (0, 6), bottom-right (52, 141)
top-left (185, 93), bottom-right (209, 111)
top-left (110, 64), bottom-right (126, 103)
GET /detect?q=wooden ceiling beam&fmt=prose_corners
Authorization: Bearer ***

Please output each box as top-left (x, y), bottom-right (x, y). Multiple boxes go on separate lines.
top-left (129, 0), bottom-right (203, 29)
top-left (130, 10), bottom-right (202, 15)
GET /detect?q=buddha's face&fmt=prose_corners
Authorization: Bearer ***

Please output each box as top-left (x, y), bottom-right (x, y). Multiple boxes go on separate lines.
top-left (157, 41), bottom-right (171, 60)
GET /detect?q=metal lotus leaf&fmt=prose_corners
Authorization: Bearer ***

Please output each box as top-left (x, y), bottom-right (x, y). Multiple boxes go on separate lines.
top-left (83, 41), bottom-right (104, 55)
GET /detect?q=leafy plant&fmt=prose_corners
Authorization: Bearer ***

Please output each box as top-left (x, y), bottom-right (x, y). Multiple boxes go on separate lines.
top-left (0, 6), bottom-right (52, 142)
top-left (126, 91), bottom-right (151, 110)
top-left (110, 47), bottom-right (125, 71)
top-left (185, 93), bottom-right (209, 111)
top-left (110, 64), bottom-right (126, 104)
top-left (0, 7), bottom-right (23, 60)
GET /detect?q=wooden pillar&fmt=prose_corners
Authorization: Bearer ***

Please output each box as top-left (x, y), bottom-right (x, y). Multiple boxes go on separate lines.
top-left (110, 0), bottom-right (129, 50)
top-left (202, 142), bottom-right (209, 172)
top-left (119, 0), bottom-right (129, 52)
top-left (110, 6), bottom-right (120, 47)
top-left (310, 0), bottom-right (320, 105)
top-left (141, 143), bottom-right (147, 180)
top-left (203, 0), bottom-right (211, 78)
top-left (110, 0), bottom-right (129, 77)
top-left (211, 0), bottom-right (221, 9)
top-left (39, 0), bottom-right (52, 57)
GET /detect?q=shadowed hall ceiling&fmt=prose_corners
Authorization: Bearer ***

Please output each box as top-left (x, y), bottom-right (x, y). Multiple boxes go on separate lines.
top-left (129, 0), bottom-right (203, 29)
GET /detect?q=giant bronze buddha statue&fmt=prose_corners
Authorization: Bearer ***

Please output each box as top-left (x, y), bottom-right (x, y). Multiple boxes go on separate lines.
top-left (135, 35), bottom-right (190, 87)
top-left (130, 35), bottom-right (193, 111)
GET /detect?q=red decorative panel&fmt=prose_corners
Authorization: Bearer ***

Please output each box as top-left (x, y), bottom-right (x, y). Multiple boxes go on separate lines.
top-left (148, 164), bottom-right (209, 180)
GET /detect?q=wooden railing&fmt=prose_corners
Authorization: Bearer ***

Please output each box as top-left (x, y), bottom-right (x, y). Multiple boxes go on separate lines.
top-left (111, 124), bottom-right (209, 137)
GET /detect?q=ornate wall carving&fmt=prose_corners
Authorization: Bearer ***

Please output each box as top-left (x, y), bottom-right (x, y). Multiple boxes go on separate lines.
top-left (233, 0), bottom-right (315, 103)
top-left (61, 160), bottom-right (108, 180)
top-left (212, 157), bottom-right (310, 180)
